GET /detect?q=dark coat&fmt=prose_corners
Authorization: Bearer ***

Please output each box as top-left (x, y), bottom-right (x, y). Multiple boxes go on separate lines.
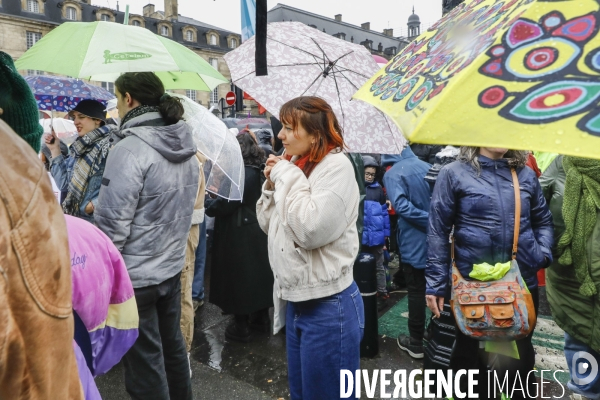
top-left (206, 165), bottom-right (274, 315)
top-left (382, 147), bottom-right (432, 269)
top-left (362, 182), bottom-right (390, 247)
top-left (426, 156), bottom-right (554, 297)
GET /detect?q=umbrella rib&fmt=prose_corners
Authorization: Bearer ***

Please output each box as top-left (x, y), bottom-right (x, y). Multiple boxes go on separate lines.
top-left (232, 69), bottom-right (261, 83)
top-left (309, 38), bottom-right (330, 64)
top-left (329, 69), bottom-right (361, 92)
top-left (331, 50), bottom-right (354, 65)
top-left (300, 73), bottom-right (325, 97)
top-left (331, 67), bottom-right (372, 80)
top-left (331, 71), bottom-right (347, 131)
top-left (267, 62), bottom-right (322, 67)
top-left (267, 37), bottom-right (325, 61)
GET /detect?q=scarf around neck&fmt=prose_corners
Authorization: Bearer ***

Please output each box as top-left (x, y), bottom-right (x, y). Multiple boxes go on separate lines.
top-left (557, 156), bottom-right (600, 297)
top-left (287, 144), bottom-right (337, 177)
top-left (120, 105), bottom-right (159, 128)
top-left (63, 125), bottom-right (113, 217)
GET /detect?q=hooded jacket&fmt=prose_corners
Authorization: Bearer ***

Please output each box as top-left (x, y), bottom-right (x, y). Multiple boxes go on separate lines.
top-left (382, 147), bottom-right (432, 269)
top-left (96, 112), bottom-right (199, 288)
top-left (426, 157), bottom-right (554, 297)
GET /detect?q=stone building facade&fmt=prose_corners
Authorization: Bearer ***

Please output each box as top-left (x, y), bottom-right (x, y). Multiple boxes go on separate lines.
top-left (267, 3), bottom-right (423, 60)
top-left (0, 0), bottom-right (244, 109)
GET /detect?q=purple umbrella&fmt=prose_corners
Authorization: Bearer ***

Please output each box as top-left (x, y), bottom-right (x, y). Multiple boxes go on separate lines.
top-left (25, 76), bottom-right (115, 112)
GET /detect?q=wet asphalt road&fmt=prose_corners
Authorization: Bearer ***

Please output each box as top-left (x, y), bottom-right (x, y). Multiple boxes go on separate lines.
top-left (96, 263), bottom-right (572, 400)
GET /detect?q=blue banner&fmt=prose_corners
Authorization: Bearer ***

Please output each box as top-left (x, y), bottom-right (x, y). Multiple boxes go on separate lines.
top-left (240, 0), bottom-right (256, 42)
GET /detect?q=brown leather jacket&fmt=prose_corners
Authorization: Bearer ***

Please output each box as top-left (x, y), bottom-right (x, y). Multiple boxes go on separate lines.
top-left (0, 120), bottom-right (83, 399)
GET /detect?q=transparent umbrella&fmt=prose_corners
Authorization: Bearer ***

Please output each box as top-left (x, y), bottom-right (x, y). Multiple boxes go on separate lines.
top-left (39, 118), bottom-right (78, 145)
top-left (172, 94), bottom-right (245, 201)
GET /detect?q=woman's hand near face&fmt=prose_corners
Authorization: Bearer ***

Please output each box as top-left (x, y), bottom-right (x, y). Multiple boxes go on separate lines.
top-left (44, 130), bottom-right (61, 158)
top-left (266, 154), bottom-right (281, 168)
top-left (263, 165), bottom-right (274, 190)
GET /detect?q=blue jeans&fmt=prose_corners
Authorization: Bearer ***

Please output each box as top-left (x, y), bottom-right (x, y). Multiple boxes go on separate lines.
top-left (286, 281), bottom-right (364, 400)
top-left (192, 219), bottom-right (207, 301)
top-left (565, 332), bottom-right (600, 399)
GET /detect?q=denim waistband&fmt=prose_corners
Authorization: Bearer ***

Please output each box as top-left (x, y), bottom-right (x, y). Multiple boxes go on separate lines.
top-left (292, 281), bottom-right (358, 306)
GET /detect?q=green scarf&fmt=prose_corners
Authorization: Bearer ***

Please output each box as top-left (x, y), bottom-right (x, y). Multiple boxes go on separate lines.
top-left (557, 156), bottom-right (600, 297)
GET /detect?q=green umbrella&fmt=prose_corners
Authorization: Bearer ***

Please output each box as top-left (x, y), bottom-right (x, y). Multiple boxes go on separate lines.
top-left (16, 21), bottom-right (228, 91)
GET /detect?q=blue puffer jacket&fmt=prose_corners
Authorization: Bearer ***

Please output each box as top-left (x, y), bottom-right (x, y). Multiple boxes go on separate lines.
top-left (425, 156), bottom-right (554, 297)
top-left (362, 182), bottom-right (390, 247)
top-left (382, 147), bottom-right (432, 269)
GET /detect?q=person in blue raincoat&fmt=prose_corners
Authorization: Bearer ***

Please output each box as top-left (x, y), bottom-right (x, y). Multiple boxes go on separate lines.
top-left (361, 156), bottom-right (390, 299)
top-left (382, 146), bottom-right (432, 359)
top-left (425, 147), bottom-right (554, 400)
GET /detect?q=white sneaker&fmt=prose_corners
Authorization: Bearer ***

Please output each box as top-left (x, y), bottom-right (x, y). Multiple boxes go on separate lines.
top-left (188, 352), bottom-right (192, 378)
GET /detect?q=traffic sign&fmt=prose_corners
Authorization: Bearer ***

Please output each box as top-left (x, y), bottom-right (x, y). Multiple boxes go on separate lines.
top-left (225, 91), bottom-right (236, 106)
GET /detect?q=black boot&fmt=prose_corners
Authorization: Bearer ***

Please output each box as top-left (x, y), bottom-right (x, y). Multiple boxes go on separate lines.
top-left (225, 314), bottom-right (251, 343)
top-left (249, 308), bottom-right (271, 333)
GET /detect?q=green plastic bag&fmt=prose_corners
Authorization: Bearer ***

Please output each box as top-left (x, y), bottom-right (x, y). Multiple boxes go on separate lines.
top-left (469, 261), bottom-right (511, 281)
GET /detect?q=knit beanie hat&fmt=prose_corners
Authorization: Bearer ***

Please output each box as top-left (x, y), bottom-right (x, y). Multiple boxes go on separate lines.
top-left (0, 51), bottom-right (43, 153)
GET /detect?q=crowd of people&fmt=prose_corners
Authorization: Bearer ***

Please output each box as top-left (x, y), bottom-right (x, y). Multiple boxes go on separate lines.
top-left (0, 48), bottom-right (598, 400)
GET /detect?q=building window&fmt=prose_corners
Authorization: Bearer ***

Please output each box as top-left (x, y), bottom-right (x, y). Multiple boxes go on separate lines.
top-left (210, 34), bottom-right (217, 46)
top-left (186, 90), bottom-right (196, 101)
top-left (230, 38), bottom-right (237, 49)
top-left (101, 82), bottom-right (114, 93)
top-left (66, 6), bottom-right (77, 20)
top-left (211, 87), bottom-right (219, 105)
top-left (27, 0), bottom-right (39, 13)
top-left (27, 70), bottom-right (44, 76)
top-left (100, 14), bottom-right (110, 22)
top-left (209, 58), bottom-right (218, 71)
top-left (132, 20), bottom-right (141, 27)
top-left (161, 26), bottom-right (169, 36)
top-left (26, 31), bottom-right (41, 49)
top-left (185, 30), bottom-right (193, 41)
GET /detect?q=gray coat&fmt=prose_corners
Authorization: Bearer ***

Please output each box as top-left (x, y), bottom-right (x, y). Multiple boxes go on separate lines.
top-left (96, 112), bottom-right (199, 288)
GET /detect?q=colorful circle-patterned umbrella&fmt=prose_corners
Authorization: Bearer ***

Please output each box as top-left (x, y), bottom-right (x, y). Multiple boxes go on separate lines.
top-left (353, 0), bottom-right (600, 160)
top-left (25, 76), bottom-right (115, 112)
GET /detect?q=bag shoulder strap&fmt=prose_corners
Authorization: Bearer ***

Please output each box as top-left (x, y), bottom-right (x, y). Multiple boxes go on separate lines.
top-left (510, 169), bottom-right (521, 259)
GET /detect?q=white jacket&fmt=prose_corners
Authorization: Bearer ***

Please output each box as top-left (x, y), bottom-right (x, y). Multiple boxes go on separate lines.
top-left (257, 150), bottom-right (360, 307)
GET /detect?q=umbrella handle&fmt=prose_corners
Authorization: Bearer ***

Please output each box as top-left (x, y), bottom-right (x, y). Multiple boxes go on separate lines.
top-left (49, 111), bottom-right (55, 144)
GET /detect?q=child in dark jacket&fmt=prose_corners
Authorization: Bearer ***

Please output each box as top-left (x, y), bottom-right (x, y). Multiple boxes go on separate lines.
top-left (362, 156), bottom-right (391, 298)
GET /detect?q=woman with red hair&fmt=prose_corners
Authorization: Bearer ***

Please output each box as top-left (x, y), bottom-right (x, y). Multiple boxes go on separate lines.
top-left (257, 96), bottom-right (364, 399)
